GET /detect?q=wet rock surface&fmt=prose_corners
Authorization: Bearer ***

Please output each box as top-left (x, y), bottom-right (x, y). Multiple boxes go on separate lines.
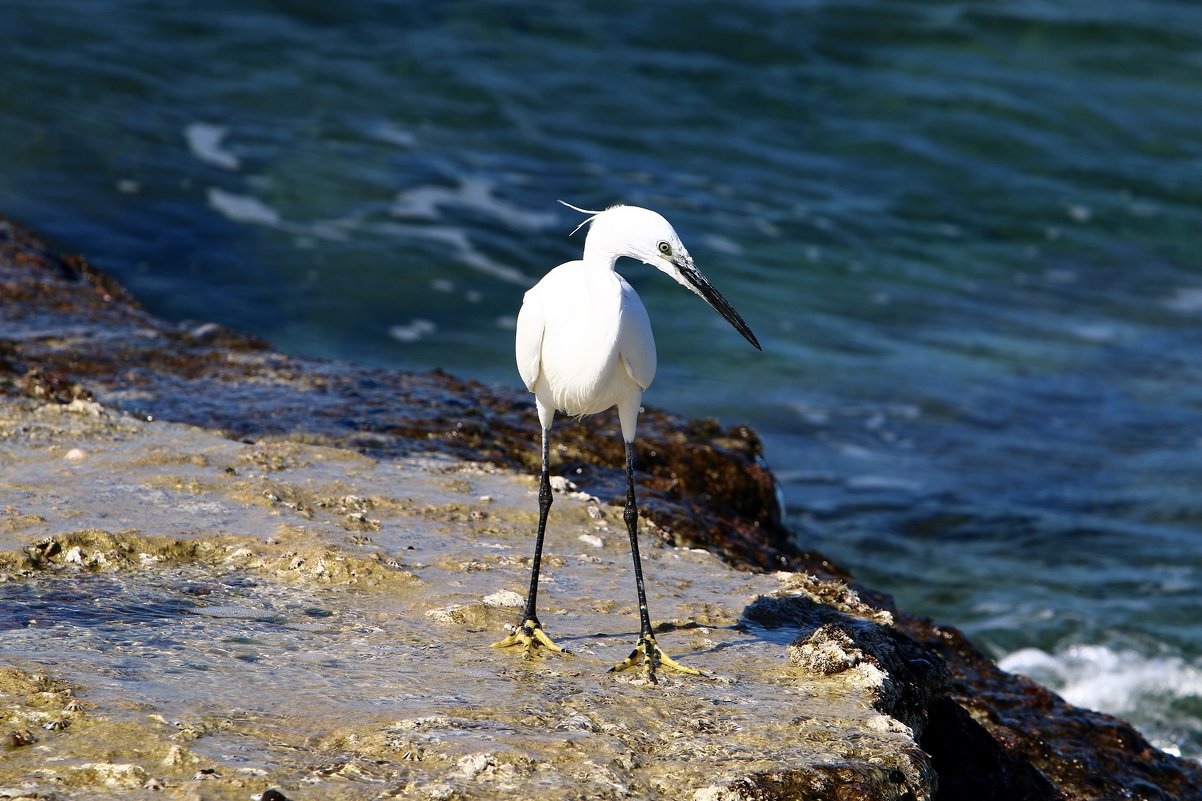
top-left (2, 217), bottom-right (1200, 800)
top-left (0, 395), bottom-right (932, 800)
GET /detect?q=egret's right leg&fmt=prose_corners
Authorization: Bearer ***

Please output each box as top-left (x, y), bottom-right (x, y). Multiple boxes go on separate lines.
top-left (492, 425), bottom-right (566, 656)
top-left (609, 439), bottom-right (700, 683)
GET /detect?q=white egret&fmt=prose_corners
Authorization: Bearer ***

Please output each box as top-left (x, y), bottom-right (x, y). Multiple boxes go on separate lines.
top-left (493, 202), bottom-right (761, 683)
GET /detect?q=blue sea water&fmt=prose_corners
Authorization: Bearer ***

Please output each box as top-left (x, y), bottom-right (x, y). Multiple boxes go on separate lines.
top-left (3, 0), bottom-right (1201, 760)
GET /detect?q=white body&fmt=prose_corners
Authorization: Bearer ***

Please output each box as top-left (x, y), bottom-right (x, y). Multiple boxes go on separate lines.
top-left (515, 203), bottom-right (758, 446)
top-left (516, 258), bottom-right (655, 443)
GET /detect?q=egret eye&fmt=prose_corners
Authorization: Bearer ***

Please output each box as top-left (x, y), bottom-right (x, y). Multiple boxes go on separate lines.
top-left (657, 241), bottom-right (672, 256)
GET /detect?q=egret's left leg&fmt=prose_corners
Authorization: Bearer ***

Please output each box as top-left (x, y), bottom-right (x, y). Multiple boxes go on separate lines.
top-left (608, 440), bottom-right (700, 682)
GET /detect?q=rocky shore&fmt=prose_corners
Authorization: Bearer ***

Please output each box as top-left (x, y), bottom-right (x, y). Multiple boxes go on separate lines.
top-left (1, 217), bottom-right (1199, 800)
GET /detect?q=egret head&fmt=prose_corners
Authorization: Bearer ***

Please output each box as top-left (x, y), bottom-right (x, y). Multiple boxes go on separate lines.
top-left (563, 202), bottom-right (762, 351)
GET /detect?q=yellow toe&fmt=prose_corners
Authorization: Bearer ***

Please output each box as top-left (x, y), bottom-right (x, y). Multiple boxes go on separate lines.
top-left (492, 620), bottom-right (567, 657)
top-left (609, 635), bottom-right (699, 682)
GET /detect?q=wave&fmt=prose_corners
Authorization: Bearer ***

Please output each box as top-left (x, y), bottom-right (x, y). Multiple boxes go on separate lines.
top-left (391, 178), bottom-right (557, 232)
top-left (184, 123), bottom-right (241, 171)
top-left (206, 188), bottom-right (281, 227)
top-left (372, 222), bottom-right (528, 286)
top-left (1000, 644), bottom-right (1202, 761)
top-left (388, 319), bottom-right (437, 344)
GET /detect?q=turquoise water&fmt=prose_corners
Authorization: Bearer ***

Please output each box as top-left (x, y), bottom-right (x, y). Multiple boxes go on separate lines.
top-left (3, 0), bottom-right (1202, 759)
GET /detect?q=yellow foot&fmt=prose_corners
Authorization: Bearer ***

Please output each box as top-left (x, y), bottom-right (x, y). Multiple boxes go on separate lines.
top-left (609, 634), bottom-right (700, 683)
top-left (491, 619), bottom-right (567, 658)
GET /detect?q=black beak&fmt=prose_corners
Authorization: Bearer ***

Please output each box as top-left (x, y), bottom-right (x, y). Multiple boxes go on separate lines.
top-left (675, 257), bottom-right (762, 351)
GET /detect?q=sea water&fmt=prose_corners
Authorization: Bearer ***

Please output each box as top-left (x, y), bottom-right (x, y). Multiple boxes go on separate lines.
top-left (2, 0), bottom-right (1200, 760)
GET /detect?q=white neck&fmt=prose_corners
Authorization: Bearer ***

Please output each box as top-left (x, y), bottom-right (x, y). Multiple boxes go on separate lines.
top-left (582, 233), bottom-right (627, 270)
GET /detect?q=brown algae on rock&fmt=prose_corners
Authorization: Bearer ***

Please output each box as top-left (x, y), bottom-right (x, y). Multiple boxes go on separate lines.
top-left (0, 395), bottom-right (935, 799)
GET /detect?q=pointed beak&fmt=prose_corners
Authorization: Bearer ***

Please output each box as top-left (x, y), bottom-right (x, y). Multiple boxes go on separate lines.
top-left (672, 255), bottom-right (762, 351)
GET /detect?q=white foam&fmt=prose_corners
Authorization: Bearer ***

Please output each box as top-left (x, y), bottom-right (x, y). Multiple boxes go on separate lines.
top-left (1000, 644), bottom-right (1202, 758)
top-left (391, 177), bottom-right (556, 232)
top-left (786, 401), bottom-right (829, 425)
top-left (1044, 268), bottom-right (1077, 283)
top-left (1001, 644), bottom-right (1202, 712)
top-left (185, 123), bottom-right (241, 170)
top-left (388, 319), bottom-right (436, 344)
top-left (846, 475), bottom-right (923, 492)
top-left (374, 222), bottom-right (528, 286)
top-left (1068, 322), bottom-right (1119, 343)
top-left (1065, 203), bottom-right (1092, 223)
top-left (836, 443), bottom-right (877, 460)
top-left (1165, 287), bottom-right (1202, 314)
top-left (366, 121), bottom-right (417, 148)
top-left (206, 188), bottom-right (281, 226)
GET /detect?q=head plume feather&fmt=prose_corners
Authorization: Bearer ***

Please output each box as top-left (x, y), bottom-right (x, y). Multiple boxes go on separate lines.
top-left (557, 199), bottom-right (613, 237)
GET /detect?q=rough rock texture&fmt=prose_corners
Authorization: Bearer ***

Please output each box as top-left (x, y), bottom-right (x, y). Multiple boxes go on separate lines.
top-left (2, 216), bottom-right (1200, 800)
top-left (0, 394), bottom-right (934, 800)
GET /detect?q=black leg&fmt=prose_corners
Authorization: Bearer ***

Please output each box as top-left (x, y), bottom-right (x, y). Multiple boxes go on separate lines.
top-left (610, 439), bottom-right (700, 681)
top-left (623, 440), bottom-right (654, 638)
top-left (522, 428), bottom-right (553, 625)
top-left (493, 427), bottom-right (564, 654)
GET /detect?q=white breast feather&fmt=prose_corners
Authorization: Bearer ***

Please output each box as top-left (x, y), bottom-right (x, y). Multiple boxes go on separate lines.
top-left (520, 262), bottom-right (651, 418)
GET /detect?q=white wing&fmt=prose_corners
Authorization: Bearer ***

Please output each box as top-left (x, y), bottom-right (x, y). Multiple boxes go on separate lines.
top-left (617, 278), bottom-right (656, 390)
top-left (514, 288), bottom-right (545, 391)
